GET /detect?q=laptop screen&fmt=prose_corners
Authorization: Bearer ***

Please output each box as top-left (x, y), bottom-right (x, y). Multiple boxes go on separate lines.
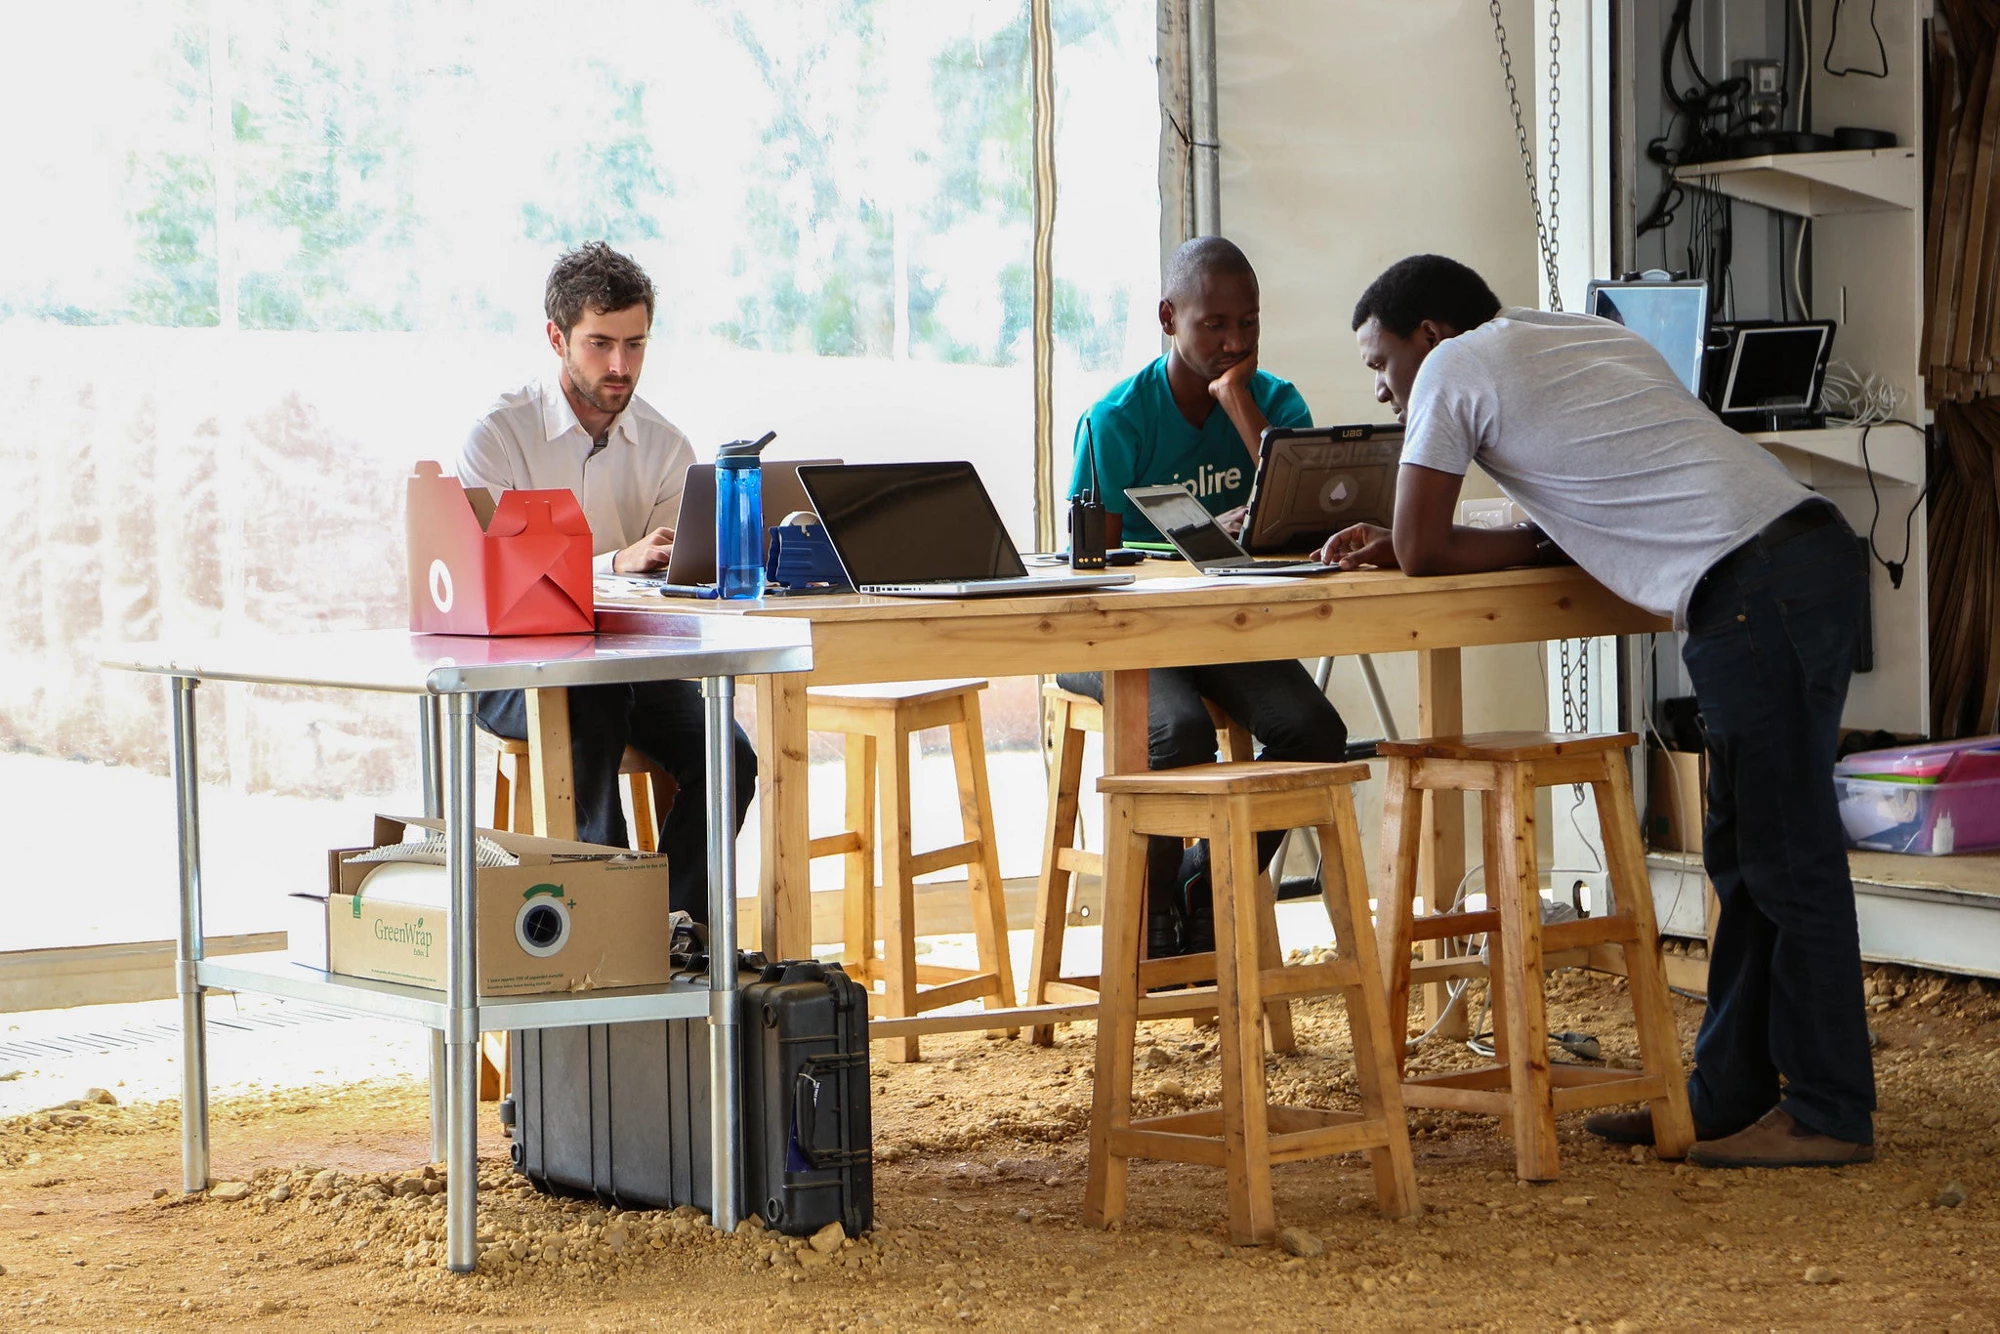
top-left (1585, 280), bottom-right (1708, 394)
top-left (1123, 486), bottom-right (1244, 563)
top-left (799, 462), bottom-right (1028, 584)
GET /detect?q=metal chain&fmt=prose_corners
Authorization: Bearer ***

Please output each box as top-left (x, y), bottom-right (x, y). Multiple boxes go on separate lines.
top-left (1491, 0), bottom-right (1563, 311)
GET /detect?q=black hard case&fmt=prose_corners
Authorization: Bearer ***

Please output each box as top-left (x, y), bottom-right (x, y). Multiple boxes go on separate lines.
top-left (505, 958), bottom-right (872, 1237)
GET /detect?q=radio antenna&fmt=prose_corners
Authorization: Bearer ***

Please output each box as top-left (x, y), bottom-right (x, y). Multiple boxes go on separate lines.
top-left (1084, 418), bottom-right (1101, 501)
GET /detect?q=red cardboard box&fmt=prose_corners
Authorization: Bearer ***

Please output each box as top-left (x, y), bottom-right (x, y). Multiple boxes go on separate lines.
top-left (407, 460), bottom-right (595, 636)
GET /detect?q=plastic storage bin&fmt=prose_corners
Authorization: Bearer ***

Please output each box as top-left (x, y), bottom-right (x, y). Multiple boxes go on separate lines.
top-left (1834, 736), bottom-right (2000, 855)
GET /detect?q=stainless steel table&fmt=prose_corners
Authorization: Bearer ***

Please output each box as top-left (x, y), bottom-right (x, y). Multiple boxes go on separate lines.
top-left (100, 619), bottom-right (813, 1272)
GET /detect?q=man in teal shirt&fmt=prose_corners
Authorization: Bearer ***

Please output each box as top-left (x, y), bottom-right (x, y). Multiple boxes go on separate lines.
top-left (1060, 236), bottom-right (1347, 958)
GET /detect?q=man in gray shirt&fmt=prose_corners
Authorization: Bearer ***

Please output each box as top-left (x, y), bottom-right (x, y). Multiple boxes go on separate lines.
top-left (1322, 254), bottom-right (1874, 1168)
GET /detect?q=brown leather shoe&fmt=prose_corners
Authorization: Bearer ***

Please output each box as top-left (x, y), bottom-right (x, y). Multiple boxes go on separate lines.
top-left (1583, 1107), bottom-right (1723, 1147)
top-left (1685, 1108), bottom-right (1874, 1169)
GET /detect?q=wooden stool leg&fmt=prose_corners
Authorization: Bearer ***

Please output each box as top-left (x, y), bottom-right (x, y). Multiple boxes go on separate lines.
top-left (509, 755), bottom-right (535, 835)
top-left (628, 769), bottom-right (658, 854)
top-left (950, 707), bottom-right (1019, 1017)
top-left (1493, 762), bottom-right (1559, 1181)
top-left (1084, 796), bottom-right (1147, 1230)
top-left (841, 733), bottom-right (879, 979)
top-left (879, 720), bottom-right (921, 1063)
top-left (1254, 875), bottom-right (1296, 1054)
top-left (493, 756), bottom-right (511, 832)
top-left (1479, 790), bottom-right (1516, 1142)
top-left (1377, 758), bottom-right (1425, 1075)
top-left (1215, 794), bottom-right (1277, 1244)
top-left (1029, 698), bottom-right (1088, 1044)
top-left (1321, 791), bottom-right (1419, 1217)
top-left (1596, 758), bottom-right (1696, 1160)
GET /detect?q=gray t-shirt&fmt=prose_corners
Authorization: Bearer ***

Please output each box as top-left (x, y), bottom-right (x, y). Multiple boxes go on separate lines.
top-left (1401, 307), bottom-right (1812, 628)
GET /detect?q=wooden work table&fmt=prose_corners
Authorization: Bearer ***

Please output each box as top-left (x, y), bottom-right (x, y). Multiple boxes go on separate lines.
top-left (593, 562), bottom-right (1669, 963)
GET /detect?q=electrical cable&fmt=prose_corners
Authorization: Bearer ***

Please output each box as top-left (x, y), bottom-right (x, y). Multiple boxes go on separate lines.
top-left (1823, 0), bottom-right (1889, 80)
top-left (1795, 0), bottom-right (1813, 127)
top-left (1793, 215), bottom-right (1812, 320)
top-left (1858, 418), bottom-right (1928, 591)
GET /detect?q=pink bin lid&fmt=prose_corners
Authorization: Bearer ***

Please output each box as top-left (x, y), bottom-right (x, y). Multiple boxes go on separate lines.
top-left (1835, 735), bottom-right (2000, 780)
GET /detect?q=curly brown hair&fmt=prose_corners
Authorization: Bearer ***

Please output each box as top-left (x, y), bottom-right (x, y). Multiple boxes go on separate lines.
top-left (544, 242), bottom-right (656, 335)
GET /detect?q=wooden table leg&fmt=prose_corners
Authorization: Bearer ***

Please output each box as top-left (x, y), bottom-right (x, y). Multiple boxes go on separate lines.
top-left (757, 673), bottom-right (812, 960)
top-left (1415, 648), bottom-right (1467, 1039)
top-left (524, 687), bottom-right (577, 842)
top-left (1100, 670), bottom-right (1151, 776)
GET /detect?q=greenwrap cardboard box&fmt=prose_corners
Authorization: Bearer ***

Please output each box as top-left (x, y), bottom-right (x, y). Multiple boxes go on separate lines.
top-left (1648, 747), bottom-right (1708, 854)
top-left (317, 815), bottom-right (674, 995)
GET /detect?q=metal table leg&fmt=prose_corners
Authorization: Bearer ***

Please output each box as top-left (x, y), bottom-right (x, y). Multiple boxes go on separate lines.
top-left (704, 675), bottom-right (742, 1232)
top-left (443, 692), bottom-right (481, 1271)
top-left (172, 675), bottom-right (210, 1194)
top-left (418, 695), bottom-right (449, 1164)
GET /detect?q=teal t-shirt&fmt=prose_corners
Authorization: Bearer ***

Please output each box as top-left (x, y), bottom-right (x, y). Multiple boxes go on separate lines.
top-left (1068, 357), bottom-right (1312, 542)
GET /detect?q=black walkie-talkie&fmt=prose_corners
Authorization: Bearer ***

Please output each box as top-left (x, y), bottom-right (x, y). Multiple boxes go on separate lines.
top-left (1069, 419), bottom-right (1108, 570)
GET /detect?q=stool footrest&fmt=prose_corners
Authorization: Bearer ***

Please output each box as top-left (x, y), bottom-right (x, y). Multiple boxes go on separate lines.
top-left (1054, 847), bottom-right (1104, 875)
top-left (1063, 950), bottom-right (1223, 995)
top-left (1409, 909), bottom-right (1501, 941)
top-left (1112, 1106), bottom-right (1395, 1168)
top-left (808, 832), bottom-right (864, 858)
top-left (1401, 1063), bottom-right (1671, 1117)
top-left (1540, 915), bottom-right (1638, 952)
top-left (908, 972), bottom-right (1005, 1013)
top-left (908, 841), bottom-right (983, 877)
top-left (1258, 958), bottom-right (1360, 1000)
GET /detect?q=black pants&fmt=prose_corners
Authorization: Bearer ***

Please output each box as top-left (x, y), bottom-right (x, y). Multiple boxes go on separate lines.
top-left (1055, 660), bottom-right (1348, 906)
top-left (1680, 509), bottom-right (1875, 1144)
top-left (475, 681), bottom-right (757, 923)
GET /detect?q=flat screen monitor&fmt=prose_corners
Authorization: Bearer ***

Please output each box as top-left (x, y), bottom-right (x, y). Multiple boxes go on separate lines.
top-left (1584, 278), bottom-right (1709, 394)
top-left (795, 462), bottom-right (1028, 585)
top-left (1718, 323), bottom-right (1835, 413)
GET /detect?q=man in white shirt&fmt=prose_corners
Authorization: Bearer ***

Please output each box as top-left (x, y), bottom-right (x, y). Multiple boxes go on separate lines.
top-left (458, 242), bottom-right (755, 920)
top-left (1322, 254), bottom-right (1874, 1169)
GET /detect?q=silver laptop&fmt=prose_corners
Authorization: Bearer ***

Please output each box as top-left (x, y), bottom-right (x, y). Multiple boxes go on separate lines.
top-left (799, 462), bottom-right (1135, 597)
top-left (1123, 484), bottom-right (1339, 576)
top-left (663, 459), bottom-right (841, 585)
top-left (1242, 424), bottom-right (1401, 555)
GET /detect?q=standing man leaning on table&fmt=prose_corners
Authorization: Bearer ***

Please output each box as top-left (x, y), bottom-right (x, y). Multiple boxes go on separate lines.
top-left (457, 241), bottom-right (757, 920)
top-left (1059, 236), bottom-right (1348, 960)
top-left (1321, 253), bottom-right (1874, 1168)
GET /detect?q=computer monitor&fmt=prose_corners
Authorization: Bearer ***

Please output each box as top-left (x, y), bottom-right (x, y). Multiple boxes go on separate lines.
top-left (1717, 322), bottom-right (1836, 414)
top-left (1584, 277), bottom-right (1709, 394)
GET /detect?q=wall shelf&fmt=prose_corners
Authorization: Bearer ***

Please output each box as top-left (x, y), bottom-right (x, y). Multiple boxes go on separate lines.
top-left (1748, 422), bottom-right (1926, 488)
top-left (1672, 147), bottom-right (1918, 216)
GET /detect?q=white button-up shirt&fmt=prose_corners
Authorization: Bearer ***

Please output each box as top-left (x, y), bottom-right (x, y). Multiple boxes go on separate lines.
top-left (458, 379), bottom-right (695, 573)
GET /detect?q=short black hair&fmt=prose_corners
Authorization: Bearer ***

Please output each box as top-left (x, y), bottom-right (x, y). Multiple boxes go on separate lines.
top-left (545, 241), bottom-right (656, 336)
top-left (1164, 235), bottom-right (1257, 304)
top-left (1351, 254), bottom-right (1502, 336)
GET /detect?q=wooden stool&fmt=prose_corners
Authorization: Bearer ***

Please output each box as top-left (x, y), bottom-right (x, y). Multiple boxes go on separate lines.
top-left (1376, 731), bottom-right (1694, 1181)
top-left (1026, 685), bottom-right (1253, 1046)
top-left (806, 679), bottom-right (1016, 1063)
top-left (492, 738), bottom-right (672, 851)
top-left (1084, 761), bottom-right (1418, 1243)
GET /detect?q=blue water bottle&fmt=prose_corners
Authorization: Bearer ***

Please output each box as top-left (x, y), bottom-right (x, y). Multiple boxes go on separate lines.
top-left (715, 431), bottom-right (776, 599)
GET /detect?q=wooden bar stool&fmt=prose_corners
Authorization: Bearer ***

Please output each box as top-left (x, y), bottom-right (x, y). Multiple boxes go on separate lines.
top-left (806, 679), bottom-right (1016, 1063)
top-left (1026, 685), bottom-right (1255, 1046)
top-left (491, 737), bottom-right (672, 851)
top-left (1084, 761), bottom-right (1418, 1244)
top-left (1376, 731), bottom-right (1694, 1181)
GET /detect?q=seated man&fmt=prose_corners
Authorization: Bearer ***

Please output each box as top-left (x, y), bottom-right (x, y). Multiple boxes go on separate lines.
top-left (458, 241), bottom-right (756, 921)
top-left (1322, 253), bottom-right (1873, 1168)
top-left (1059, 236), bottom-right (1348, 957)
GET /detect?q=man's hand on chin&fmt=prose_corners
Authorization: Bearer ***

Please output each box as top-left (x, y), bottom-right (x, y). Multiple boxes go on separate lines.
top-left (612, 526), bottom-right (675, 574)
top-left (1207, 355), bottom-right (1258, 403)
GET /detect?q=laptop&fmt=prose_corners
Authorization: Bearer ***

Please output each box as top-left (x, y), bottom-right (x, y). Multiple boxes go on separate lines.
top-left (1241, 424), bottom-right (1402, 555)
top-left (663, 459), bottom-right (841, 585)
top-left (798, 461), bottom-right (1136, 597)
top-left (1123, 485), bottom-right (1340, 576)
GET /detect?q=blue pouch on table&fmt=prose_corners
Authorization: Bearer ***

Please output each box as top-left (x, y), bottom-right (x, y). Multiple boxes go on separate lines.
top-left (766, 520), bottom-right (851, 592)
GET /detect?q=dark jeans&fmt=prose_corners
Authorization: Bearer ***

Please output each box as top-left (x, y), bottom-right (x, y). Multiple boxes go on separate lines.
top-left (475, 681), bottom-right (758, 923)
top-left (1680, 509), bottom-right (1875, 1145)
top-left (1055, 660), bottom-right (1348, 910)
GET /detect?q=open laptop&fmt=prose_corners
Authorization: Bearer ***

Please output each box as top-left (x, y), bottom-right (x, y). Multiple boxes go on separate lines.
top-left (1241, 424), bottom-right (1402, 555)
top-left (1123, 485), bottom-right (1339, 576)
top-left (662, 459), bottom-right (841, 585)
top-left (798, 461), bottom-right (1135, 597)
top-left (1585, 276), bottom-right (1709, 394)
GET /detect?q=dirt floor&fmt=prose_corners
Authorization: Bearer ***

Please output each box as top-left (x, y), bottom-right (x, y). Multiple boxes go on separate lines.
top-left (2, 961), bottom-right (1998, 1331)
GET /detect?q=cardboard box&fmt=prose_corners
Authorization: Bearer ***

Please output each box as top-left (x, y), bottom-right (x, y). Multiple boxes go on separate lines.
top-left (316, 815), bottom-right (673, 995)
top-left (406, 460), bottom-right (594, 636)
top-left (1648, 747), bottom-right (1708, 853)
